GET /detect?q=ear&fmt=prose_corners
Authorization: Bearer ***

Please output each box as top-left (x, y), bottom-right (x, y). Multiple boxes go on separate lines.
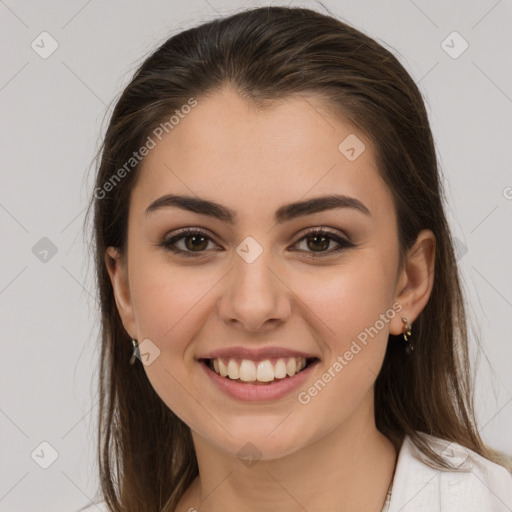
top-left (390, 229), bottom-right (436, 336)
top-left (105, 246), bottom-right (137, 339)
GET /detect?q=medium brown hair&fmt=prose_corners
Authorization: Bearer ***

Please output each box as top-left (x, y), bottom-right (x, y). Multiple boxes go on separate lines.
top-left (85, 5), bottom-right (506, 511)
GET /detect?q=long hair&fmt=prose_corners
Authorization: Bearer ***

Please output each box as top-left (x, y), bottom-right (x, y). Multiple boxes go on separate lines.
top-left (85, 5), bottom-right (506, 511)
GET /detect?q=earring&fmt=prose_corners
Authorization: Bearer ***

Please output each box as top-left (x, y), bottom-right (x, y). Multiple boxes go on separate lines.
top-left (401, 317), bottom-right (413, 354)
top-left (129, 339), bottom-right (139, 366)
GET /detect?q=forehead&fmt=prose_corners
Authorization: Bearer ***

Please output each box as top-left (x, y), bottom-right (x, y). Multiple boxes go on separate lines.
top-left (131, 87), bottom-right (393, 224)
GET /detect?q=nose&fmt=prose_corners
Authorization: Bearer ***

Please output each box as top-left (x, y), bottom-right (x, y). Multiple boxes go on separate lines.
top-left (217, 249), bottom-right (292, 333)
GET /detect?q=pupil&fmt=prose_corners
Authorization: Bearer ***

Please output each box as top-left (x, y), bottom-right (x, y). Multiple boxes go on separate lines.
top-left (308, 235), bottom-right (329, 251)
top-left (186, 235), bottom-right (207, 251)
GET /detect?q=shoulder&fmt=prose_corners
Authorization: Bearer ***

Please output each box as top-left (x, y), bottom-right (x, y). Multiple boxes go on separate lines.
top-left (388, 433), bottom-right (512, 512)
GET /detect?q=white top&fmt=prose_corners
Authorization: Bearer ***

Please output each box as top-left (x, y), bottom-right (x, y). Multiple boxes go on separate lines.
top-left (385, 433), bottom-right (512, 511)
top-left (79, 433), bottom-right (512, 512)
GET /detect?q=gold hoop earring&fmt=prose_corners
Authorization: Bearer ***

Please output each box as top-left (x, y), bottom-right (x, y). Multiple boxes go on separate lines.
top-left (401, 317), bottom-right (413, 354)
top-left (129, 339), bottom-right (139, 366)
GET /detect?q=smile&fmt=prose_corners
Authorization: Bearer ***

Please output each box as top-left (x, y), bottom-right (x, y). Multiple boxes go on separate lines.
top-left (204, 356), bottom-right (313, 383)
top-left (198, 355), bottom-right (320, 402)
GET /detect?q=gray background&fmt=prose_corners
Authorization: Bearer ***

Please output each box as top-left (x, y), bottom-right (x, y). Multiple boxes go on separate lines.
top-left (1, 0), bottom-right (511, 510)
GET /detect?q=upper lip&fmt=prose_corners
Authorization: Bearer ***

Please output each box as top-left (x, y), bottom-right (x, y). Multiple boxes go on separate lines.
top-left (197, 346), bottom-right (319, 360)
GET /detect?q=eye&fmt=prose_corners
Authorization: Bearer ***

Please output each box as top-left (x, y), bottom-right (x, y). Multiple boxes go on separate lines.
top-left (291, 228), bottom-right (355, 257)
top-left (159, 227), bottom-right (355, 258)
top-left (159, 228), bottom-right (219, 257)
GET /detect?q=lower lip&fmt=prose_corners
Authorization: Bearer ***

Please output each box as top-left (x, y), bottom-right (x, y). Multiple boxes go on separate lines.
top-left (199, 359), bottom-right (319, 402)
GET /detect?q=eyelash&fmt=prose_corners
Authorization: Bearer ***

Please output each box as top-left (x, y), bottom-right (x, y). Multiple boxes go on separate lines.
top-left (159, 227), bottom-right (355, 258)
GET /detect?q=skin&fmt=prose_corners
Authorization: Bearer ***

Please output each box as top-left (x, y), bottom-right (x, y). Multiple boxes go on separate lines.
top-left (106, 86), bottom-right (436, 511)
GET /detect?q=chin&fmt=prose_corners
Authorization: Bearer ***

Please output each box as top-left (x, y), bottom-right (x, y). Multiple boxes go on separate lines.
top-left (204, 418), bottom-right (316, 462)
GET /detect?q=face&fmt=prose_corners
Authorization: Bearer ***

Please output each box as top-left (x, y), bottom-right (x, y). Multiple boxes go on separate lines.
top-left (106, 86), bottom-right (421, 460)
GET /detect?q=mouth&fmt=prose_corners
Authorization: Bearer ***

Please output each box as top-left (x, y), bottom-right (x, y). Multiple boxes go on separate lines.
top-left (199, 356), bottom-right (320, 385)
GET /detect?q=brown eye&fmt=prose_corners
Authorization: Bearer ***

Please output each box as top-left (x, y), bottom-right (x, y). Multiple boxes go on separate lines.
top-left (159, 227), bottom-right (355, 258)
top-left (292, 229), bottom-right (354, 257)
top-left (160, 228), bottom-right (218, 257)
top-left (305, 234), bottom-right (330, 252)
top-left (183, 234), bottom-right (209, 251)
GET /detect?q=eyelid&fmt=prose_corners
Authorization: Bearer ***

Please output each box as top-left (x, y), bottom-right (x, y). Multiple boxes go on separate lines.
top-left (289, 227), bottom-right (353, 257)
top-left (297, 226), bottom-right (350, 241)
top-left (160, 227), bottom-right (220, 256)
top-left (167, 226), bottom-right (216, 241)
top-left (159, 226), bottom-right (353, 257)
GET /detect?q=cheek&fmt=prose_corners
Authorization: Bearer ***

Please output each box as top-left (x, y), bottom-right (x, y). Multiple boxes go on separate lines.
top-left (295, 260), bottom-right (395, 354)
top-left (127, 259), bottom-right (218, 424)
top-left (290, 266), bottom-right (392, 430)
top-left (129, 253), bottom-right (217, 344)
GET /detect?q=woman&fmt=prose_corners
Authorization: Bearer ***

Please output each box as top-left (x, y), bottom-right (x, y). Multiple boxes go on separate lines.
top-left (83, 5), bottom-right (512, 511)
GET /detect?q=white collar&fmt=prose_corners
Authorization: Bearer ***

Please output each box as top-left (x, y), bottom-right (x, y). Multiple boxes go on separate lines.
top-left (388, 433), bottom-right (512, 511)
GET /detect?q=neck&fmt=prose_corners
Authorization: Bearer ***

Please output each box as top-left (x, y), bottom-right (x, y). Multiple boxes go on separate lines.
top-left (178, 394), bottom-right (398, 512)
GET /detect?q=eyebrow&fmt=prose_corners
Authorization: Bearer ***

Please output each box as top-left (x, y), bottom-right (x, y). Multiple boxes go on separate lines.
top-left (145, 193), bottom-right (371, 223)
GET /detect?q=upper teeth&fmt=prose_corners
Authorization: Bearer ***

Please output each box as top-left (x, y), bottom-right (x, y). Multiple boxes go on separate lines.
top-left (211, 357), bottom-right (307, 382)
